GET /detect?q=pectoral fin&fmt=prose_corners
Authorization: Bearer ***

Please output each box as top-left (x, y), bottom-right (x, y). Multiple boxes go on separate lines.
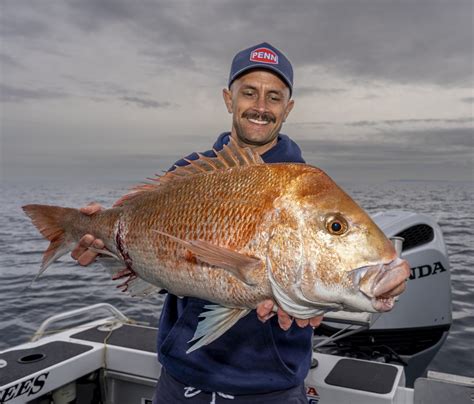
top-left (186, 305), bottom-right (251, 353)
top-left (154, 230), bottom-right (261, 286)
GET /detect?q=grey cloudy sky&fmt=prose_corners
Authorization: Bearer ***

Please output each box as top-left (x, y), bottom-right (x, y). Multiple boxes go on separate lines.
top-left (1, 0), bottom-right (473, 184)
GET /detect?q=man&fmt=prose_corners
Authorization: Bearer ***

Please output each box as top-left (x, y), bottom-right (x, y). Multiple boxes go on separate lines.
top-left (72, 43), bottom-right (323, 404)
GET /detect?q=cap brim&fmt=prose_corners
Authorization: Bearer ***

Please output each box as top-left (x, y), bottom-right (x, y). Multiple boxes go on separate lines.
top-left (229, 64), bottom-right (293, 96)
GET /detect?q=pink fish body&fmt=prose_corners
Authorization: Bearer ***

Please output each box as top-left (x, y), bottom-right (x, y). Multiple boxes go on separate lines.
top-left (23, 140), bottom-right (410, 351)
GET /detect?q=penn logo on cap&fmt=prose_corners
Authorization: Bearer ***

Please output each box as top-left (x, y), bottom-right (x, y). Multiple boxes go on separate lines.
top-left (250, 47), bottom-right (279, 65)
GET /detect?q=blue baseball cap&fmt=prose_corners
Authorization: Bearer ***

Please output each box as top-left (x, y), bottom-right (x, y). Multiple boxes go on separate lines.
top-left (228, 42), bottom-right (293, 96)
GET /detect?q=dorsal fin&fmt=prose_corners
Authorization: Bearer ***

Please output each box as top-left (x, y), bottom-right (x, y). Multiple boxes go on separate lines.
top-left (113, 138), bottom-right (264, 207)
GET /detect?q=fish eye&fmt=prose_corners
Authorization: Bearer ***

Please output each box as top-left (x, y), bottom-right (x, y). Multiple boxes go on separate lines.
top-left (325, 215), bottom-right (348, 236)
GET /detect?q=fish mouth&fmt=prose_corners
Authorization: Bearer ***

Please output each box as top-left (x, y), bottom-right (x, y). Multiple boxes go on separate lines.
top-left (352, 257), bottom-right (410, 312)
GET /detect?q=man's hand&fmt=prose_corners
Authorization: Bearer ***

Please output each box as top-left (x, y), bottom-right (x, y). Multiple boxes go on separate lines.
top-left (70, 203), bottom-right (105, 266)
top-left (256, 299), bottom-right (323, 330)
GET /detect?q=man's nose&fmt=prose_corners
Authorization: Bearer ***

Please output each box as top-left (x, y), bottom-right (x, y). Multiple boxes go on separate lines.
top-left (254, 95), bottom-right (268, 112)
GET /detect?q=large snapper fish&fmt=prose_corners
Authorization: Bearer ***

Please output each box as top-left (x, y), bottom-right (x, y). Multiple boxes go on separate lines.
top-left (23, 140), bottom-right (410, 352)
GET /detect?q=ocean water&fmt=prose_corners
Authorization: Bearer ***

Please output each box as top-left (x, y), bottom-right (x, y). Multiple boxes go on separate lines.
top-left (0, 180), bottom-right (472, 378)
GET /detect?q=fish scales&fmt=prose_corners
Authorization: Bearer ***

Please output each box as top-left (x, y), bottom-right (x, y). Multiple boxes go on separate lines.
top-left (116, 164), bottom-right (302, 307)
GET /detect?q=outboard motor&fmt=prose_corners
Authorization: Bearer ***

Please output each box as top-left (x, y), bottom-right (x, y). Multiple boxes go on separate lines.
top-left (316, 211), bottom-right (452, 387)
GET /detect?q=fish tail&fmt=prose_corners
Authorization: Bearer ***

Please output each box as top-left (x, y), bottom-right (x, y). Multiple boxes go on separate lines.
top-left (22, 204), bottom-right (82, 279)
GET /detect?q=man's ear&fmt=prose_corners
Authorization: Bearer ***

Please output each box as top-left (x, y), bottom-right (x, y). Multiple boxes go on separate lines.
top-left (283, 99), bottom-right (295, 122)
top-left (222, 88), bottom-right (233, 113)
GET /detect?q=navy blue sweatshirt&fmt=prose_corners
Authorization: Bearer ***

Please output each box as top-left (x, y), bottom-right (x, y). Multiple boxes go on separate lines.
top-left (157, 132), bottom-right (312, 395)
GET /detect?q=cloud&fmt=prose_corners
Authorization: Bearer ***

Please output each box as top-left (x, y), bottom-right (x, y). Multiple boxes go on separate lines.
top-left (291, 126), bottom-right (472, 181)
top-left (346, 117), bottom-right (473, 128)
top-left (62, 75), bottom-right (150, 97)
top-left (289, 117), bottom-right (473, 130)
top-left (0, 84), bottom-right (68, 103)
top-left (0, 16), bottom-right (49, 38)
top-left (297, 127), bottom-right (473, 162)
top-left (120, 96), bottom-right (172, 109)
top-left (1, 0), bottom-right (472, 183)
top-left (0, 54), bottom-right (24, 69)
top-left (294, 86), bottom-right (347, 97)
top-left (3, 0), bottom-right (471, 85)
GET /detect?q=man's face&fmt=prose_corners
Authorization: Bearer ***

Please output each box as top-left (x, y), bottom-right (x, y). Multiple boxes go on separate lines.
top-left (223, 70), bottom-right (294, 149)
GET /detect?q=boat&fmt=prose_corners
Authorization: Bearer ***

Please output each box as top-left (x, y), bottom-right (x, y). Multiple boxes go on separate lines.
top-left (1, 211), bottom-right (473, 403)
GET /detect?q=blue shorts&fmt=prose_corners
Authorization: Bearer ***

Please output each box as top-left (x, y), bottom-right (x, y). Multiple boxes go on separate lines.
top-left (152, 369), bottom-right (308, 404)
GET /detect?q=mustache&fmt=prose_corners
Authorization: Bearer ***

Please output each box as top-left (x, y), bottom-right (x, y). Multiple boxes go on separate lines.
top-left (242, 110), bottom-right (276, 123)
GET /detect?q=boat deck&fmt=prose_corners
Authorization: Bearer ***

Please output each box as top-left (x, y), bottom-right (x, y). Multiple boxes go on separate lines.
top-left (1, 306), bottom-right (472, 404)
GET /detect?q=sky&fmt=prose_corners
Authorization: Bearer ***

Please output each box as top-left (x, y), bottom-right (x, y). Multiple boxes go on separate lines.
top-left (1, 0), bottom-right (473, 184)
